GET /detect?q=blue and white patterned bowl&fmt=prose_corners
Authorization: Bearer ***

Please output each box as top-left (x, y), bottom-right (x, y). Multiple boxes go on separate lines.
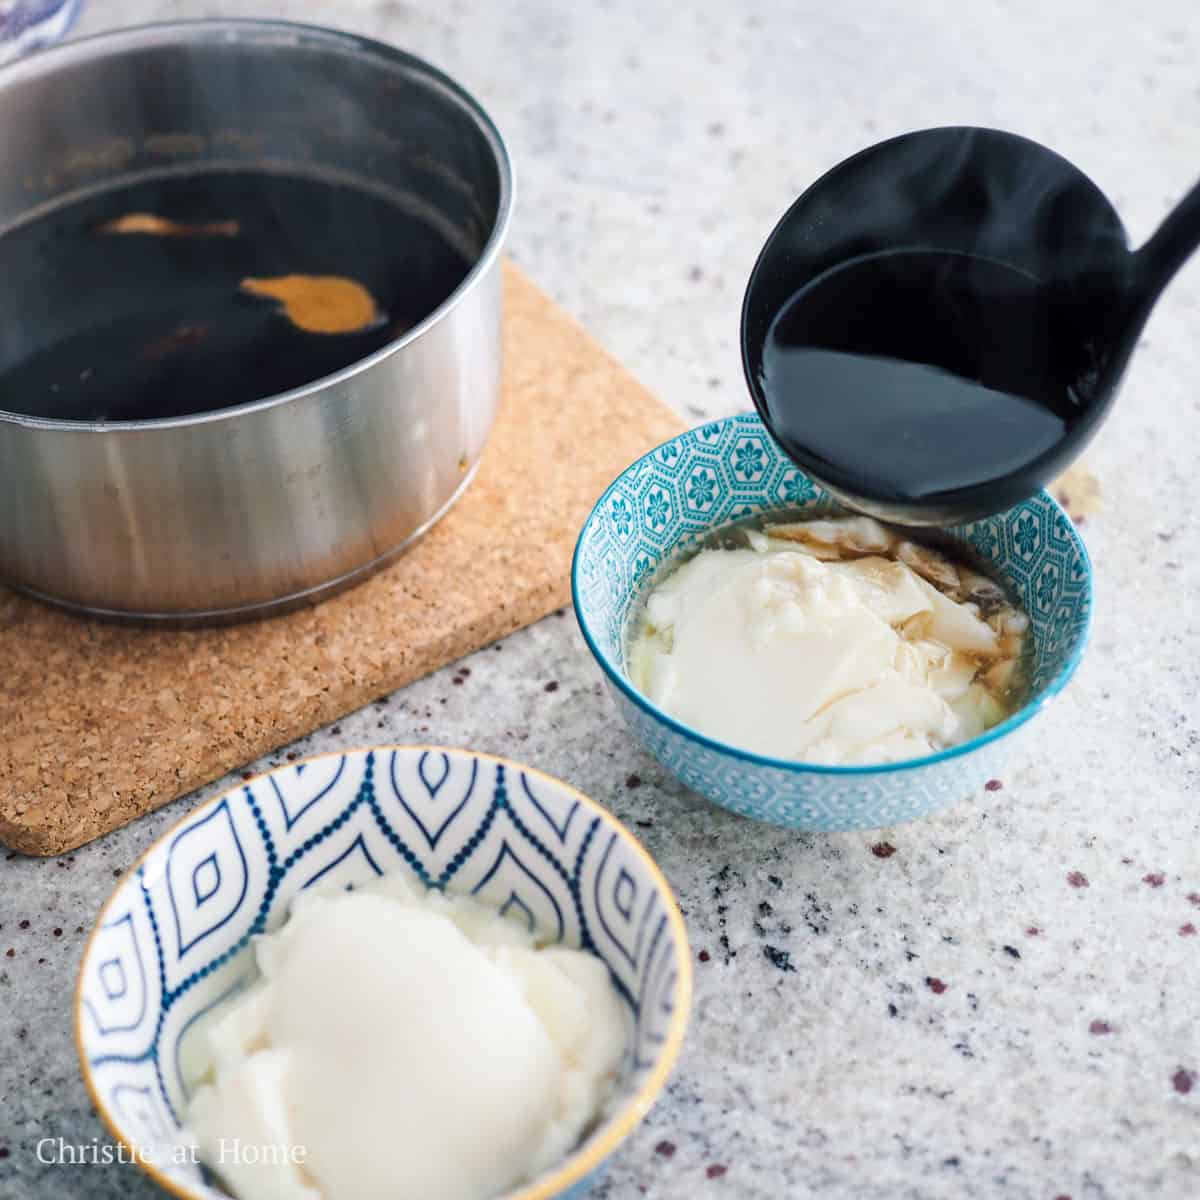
top-left (76, 747), bottom-right (691, 1200)
top-left (572, 414), bottom-right (1093, 830)
top-left (0, 0), bottom-right (83, 65)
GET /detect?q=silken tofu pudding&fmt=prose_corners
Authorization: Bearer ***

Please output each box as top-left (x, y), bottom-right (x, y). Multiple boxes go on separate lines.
top-left (628, 515), bottom-right (1030, 765)
top-left (182, 874), bottom-right (628, 1200)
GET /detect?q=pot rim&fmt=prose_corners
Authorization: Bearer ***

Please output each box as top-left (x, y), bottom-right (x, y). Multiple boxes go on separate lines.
top-left (0, 17), bottom-right (515, 434)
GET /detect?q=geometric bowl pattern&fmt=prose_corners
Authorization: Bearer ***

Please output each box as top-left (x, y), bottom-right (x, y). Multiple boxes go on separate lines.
top-left (572, 414), bottom-right (1093, 830)
top-left (77, 747), bottom-right (692, 1200)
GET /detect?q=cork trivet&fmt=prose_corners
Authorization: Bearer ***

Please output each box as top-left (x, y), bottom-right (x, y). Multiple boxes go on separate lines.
top-left (0, 263), bottom-right (684, 856)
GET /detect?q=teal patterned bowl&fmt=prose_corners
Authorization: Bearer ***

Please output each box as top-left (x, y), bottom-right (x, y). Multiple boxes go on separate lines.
top-left (76, 747), bottom-right (691, 1200)
top-left (572, 414), bottom-right (1092, 830)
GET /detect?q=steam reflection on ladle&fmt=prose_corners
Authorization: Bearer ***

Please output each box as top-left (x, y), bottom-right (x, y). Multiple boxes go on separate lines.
top-left (741, 126), bottom-right (1200, 526)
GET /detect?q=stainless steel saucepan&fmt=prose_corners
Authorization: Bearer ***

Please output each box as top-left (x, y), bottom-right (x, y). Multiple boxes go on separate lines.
top-left (0, 20), bottom-right (513, 622)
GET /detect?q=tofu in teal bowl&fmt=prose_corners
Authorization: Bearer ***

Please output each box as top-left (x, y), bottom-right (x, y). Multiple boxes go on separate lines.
top-left (572, 414), bottom-right (1092, 830)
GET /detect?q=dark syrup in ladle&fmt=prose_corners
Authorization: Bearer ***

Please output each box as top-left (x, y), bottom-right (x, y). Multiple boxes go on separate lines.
top-left (761, 250), bottom-right (1083, 508)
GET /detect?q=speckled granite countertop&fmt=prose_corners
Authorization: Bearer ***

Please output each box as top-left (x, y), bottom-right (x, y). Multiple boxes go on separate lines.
top-left (2, 1), bottom-right (1198, 1197)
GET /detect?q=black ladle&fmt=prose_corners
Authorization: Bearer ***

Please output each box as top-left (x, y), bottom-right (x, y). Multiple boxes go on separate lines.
top-left (741, 126), bottom-right (1200, 525)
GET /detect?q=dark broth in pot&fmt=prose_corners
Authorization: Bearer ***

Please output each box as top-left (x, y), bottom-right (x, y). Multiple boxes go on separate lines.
top-left (0, 169), bottom-right (472, 422)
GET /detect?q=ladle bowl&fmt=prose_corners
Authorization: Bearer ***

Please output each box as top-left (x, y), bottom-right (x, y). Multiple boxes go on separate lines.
top-left (741, 126), bottom-right (1198, 525)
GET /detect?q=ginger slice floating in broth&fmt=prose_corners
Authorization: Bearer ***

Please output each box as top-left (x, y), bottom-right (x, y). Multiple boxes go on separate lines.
top-left (239, 275), bottom-right (381, 335)
top-left (98, 213), bottom-right (240, 237)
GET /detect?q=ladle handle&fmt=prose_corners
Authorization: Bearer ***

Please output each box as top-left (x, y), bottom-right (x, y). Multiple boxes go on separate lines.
top-left (1133, 176), bottom-right (1200, 303)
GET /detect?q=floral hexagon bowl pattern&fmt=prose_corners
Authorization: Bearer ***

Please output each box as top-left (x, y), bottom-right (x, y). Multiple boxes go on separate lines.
top-left (76, 747), bottom-right (691, 1200)
top-left (572, 414), bottom-right (1093, 831)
